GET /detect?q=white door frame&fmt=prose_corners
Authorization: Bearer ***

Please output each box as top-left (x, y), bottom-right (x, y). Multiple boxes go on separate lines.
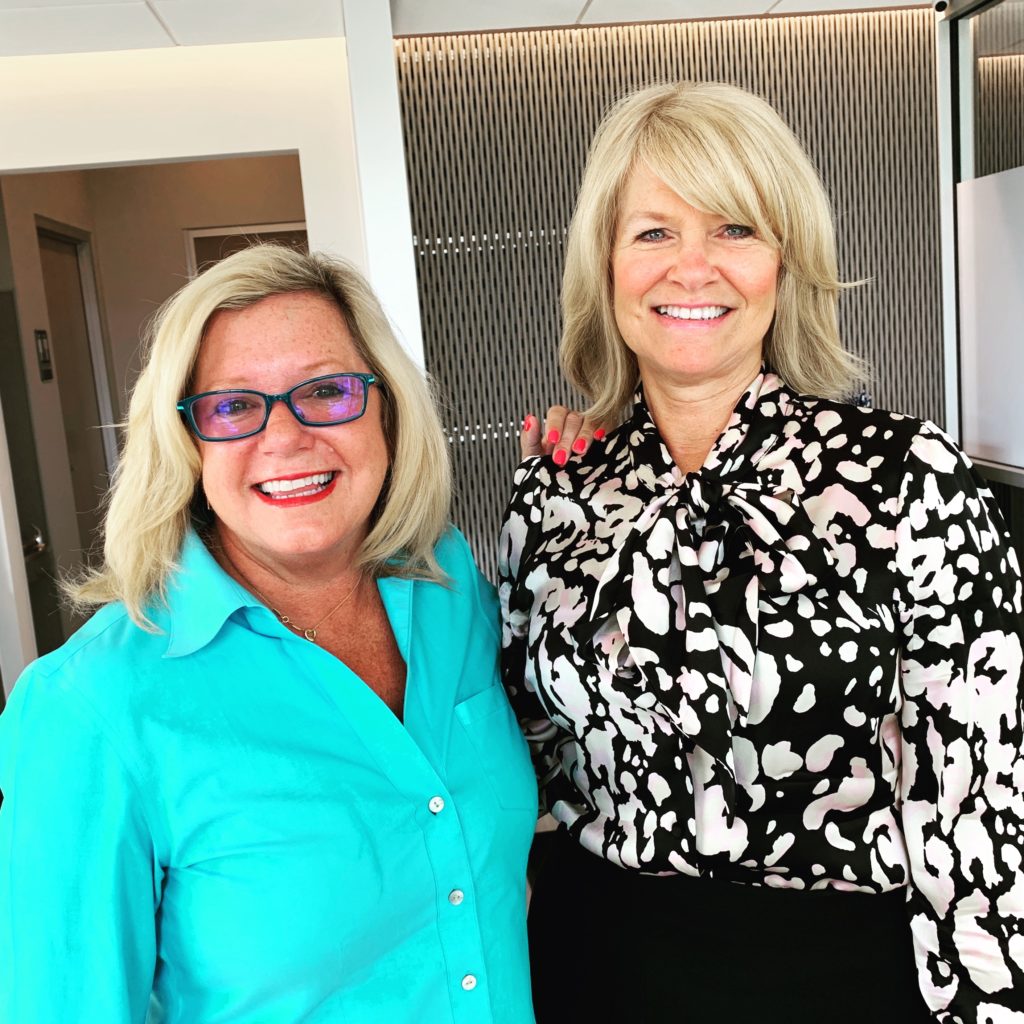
top-left (37, 219), bottom-right (120, 475)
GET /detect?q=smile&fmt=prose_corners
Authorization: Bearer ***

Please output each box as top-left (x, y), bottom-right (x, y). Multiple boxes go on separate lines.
top-left (655, 305), bottom-right (730, 321)
top-left (256, 471), bottom-right (337, 500)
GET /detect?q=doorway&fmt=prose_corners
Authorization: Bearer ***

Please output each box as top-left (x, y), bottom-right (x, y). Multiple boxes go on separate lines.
top-left (37, 226), bottom-right (114, 559)
top-left (0, 153), bottom-right (307, 694)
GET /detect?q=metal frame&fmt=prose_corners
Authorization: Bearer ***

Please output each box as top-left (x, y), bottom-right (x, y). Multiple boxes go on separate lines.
top-left (935, 12), bottom-right (962, 441)
top-left (935, 0), bottom-right (1024, 486)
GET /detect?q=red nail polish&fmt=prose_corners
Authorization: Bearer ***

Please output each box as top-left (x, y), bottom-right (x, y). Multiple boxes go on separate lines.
top-left (553, 449), bottom-right (568, 466)
top-left (594, 428), bottom-right (606, 441)
top-left (523, 415), bottom-right (534, 431)
top-left (547, 429), bottom-right (561, 444)
top-left (572, 438), bottom-right (587, 453)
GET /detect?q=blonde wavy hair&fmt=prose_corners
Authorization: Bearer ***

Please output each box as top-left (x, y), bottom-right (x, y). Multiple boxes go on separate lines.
top-left (561, 81), bottom-right (865, 424)
top-left (68, 245), bottom-right (451, 627)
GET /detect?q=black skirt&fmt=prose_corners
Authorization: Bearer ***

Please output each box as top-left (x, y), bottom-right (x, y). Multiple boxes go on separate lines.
top-left (528, 829), bottom-right (933, 1023)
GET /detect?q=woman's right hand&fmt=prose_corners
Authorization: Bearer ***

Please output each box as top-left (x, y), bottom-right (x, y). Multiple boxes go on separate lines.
top-left (520, 407), bottom-right (605, 465)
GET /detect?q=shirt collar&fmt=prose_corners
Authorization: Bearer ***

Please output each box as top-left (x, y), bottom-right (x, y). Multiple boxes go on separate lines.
top-left (162, 528), bottom-right (269, 658)
top-left (625, 369), bottom-right (791, 491)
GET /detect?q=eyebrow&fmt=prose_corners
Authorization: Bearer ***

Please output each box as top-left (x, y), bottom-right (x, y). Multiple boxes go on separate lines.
top-left (197, 364), bottom-right (346, 393)
top-left (620, 210), bottom-right (671, 223)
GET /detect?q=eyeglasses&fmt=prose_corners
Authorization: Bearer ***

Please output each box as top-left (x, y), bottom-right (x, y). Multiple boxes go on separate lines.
top-left (177, 372), bottom-right (378, 442)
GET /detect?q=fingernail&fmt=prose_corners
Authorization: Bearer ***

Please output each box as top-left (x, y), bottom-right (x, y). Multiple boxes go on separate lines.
top-left (594, 428), bottom-right (606, 441)
top-left (547, 429), bottom-right (560, 444)
top-left (523, 415), bottom-right (534, 431)
top-left (572, 438), bottom-right (587, 453)
top-left (553, 449), bottom-right (568, 467)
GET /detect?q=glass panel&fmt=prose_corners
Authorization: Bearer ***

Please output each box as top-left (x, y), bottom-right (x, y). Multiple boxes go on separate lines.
top-left (973, 0), bottom-right (1024, 177)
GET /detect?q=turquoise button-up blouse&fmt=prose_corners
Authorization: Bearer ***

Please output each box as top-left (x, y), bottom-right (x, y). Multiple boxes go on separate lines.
top-left (0, 527), bottom-right (538, 1023)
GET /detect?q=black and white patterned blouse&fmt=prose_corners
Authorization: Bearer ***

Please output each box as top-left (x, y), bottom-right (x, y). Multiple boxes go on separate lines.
top-left (499, 370), bottom-right (1024, 1022)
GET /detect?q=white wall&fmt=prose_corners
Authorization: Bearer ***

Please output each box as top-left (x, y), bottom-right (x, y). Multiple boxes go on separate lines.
top-left (0, 40), bottom-right (362, 251)
top-left (84, 154), bottom-right (305, 404)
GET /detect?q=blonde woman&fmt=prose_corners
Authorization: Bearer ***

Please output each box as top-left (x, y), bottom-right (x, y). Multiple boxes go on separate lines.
top-left (502, 82), bottom-right (1024, 1022)
top-left (0, 246), bottom-right (538, 1023)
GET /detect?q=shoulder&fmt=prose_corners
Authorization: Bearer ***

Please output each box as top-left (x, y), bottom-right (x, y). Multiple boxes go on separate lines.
top-left (506, 432), bottom-right (622, 511)
top-left (23, 601), bottom-right (163, 688)
top-left (784, 390), bottom-right (922, 450)
top-left (434, 524), bottom-right (481, 580)
top-left (507, 454), bottom-right (549, 505)
top-left (0, 605), bottom-right (162, 776)
top-left (6, 599), bottom-right (179, 747)
top-left (779, 392), bottom-right (930, 495)
top-left (431, 525), bottom-right (498, 614)
top-left (903, 418), bottom-right (975, 475)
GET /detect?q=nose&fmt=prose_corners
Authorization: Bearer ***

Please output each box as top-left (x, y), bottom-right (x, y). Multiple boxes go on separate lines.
top-left (258, 398), bottom-right (312, 453)
top-left (665, 236), bottom-right (718, 289)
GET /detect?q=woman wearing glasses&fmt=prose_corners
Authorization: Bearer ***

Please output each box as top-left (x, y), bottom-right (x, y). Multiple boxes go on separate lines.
top-left (0, 246), bottom-right (537, 1022)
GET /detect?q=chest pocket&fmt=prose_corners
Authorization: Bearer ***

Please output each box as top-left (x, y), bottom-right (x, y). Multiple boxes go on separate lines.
top-left (454, 684), bottom-right (538, 813)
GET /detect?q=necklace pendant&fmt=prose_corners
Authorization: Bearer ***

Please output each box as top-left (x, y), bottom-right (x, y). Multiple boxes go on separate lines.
top-left (303, 628), bottom-right (318, 642)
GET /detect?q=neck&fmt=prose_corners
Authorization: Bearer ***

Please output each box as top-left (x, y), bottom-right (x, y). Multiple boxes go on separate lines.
top-left (641, 365), bottom-right (761, 474)
top-left (209, 528), bottom-right (367, 619)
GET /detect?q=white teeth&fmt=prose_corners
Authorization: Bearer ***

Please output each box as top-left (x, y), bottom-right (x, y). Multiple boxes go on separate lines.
top-left (656, 305), bottom-right (730, 320)
top-left (257, 472), bottom-right (333, 495)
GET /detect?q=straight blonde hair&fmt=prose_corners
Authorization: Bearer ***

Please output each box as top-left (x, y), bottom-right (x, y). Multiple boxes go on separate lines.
top-left (562, 81), bottom-right (864, 424)
top-left (68, 246), bottom-right (451, 628)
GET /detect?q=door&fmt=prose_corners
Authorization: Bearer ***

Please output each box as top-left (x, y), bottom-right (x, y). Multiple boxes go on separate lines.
top-left (37, 230), bottom-right (111, 558)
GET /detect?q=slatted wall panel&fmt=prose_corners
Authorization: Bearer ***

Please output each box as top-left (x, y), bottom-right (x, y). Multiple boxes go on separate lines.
top-left (976, 56), bottom-right (1024, 177)
top-left (396, 11), bottom-right (942, 579)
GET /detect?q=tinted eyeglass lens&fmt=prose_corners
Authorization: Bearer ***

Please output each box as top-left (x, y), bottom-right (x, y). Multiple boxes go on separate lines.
top-left (192, 392), bottom-right (267, 438)
top-left (291, 375), bottom-right (367, 424)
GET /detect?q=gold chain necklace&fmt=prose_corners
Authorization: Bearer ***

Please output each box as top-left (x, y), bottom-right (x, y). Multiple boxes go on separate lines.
top-left (215, 543), bottom-right (364, 644)
top-left (255, 574), bottom-right (363, 643)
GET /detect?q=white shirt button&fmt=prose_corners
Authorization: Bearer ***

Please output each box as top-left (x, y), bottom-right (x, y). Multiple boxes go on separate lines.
top-left (428, 796), bottom-right (445, 814)
top-left (461, 974), bottom-right (477, 991)
top-left (448, 888), bottom-right (465, 906)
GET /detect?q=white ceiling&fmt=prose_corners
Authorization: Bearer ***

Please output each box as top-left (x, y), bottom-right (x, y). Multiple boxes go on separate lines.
top-left (0, 0), bottom-right (935, 57)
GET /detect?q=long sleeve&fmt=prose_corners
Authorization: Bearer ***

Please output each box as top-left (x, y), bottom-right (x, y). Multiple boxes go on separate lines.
top-left (895, 421), bottom-right (1024, 1022)
top-left (0, 667), bottom-right (163, 1024)
top-left (498, 458), bottom-right (566, 817)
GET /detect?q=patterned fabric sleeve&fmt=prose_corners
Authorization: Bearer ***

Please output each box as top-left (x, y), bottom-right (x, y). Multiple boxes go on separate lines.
top-left (498, 458), bottom-right (562, 817)
top-left (894, 421), bottom-right (1024, 1023)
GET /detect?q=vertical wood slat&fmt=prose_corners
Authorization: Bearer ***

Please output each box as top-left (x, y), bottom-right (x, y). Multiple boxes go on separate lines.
top-left (395, 11), bottom-right (948, 580)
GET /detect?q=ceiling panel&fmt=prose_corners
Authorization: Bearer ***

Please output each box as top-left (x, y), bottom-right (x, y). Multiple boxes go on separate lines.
top-left (582, 0), bottom-right (770, 24)
top-left (390, 0), bottom-right (585, 36)
top-left (0, 2), bottom-right (170, 56)
top-left (0, 0), bottom-right (137, 8)
top-left (152, 0), bottom-right (342, 46)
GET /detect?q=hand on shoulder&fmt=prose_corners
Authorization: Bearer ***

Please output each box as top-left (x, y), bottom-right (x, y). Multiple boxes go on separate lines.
top-left (519, 406), bottom-right (606, 466)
